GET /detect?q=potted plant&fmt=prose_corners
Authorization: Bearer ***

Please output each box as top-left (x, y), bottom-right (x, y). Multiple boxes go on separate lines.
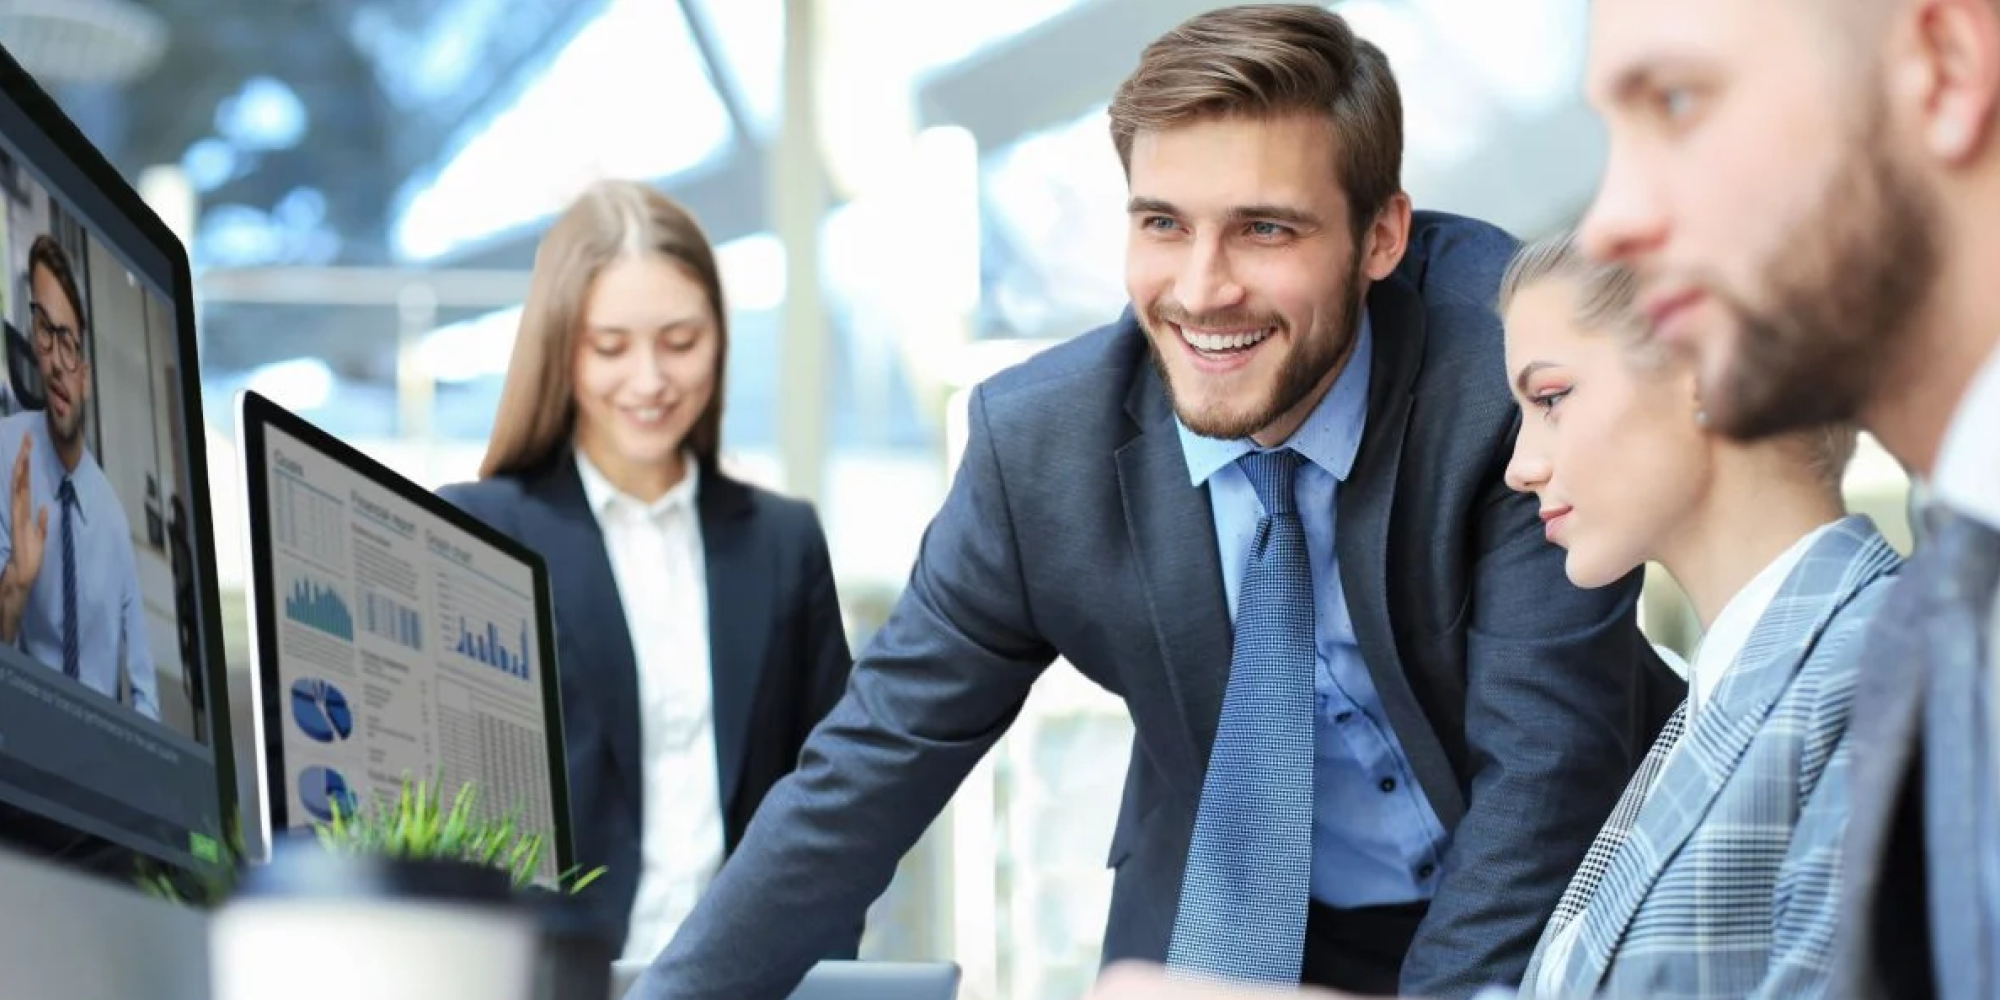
top-left (140, 774), bottom-right (609, 1000)
top-left (312, 774), bottom-right (602, 894)
top-left (313, 774), bottom-right (611, 1000)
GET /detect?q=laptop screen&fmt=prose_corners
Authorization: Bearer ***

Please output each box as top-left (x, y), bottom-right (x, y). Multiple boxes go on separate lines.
top-left (238, 389), bottom-right (571, 885)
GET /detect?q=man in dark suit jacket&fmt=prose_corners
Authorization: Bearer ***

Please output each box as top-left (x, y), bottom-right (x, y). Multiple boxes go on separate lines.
top-left (628, 7), bottom-right (1671, 1000)
top-left (1565, 2), bottom-right (2000, 999)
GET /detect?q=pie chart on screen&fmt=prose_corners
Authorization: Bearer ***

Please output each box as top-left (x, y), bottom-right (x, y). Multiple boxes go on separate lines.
top-left (290, 678), bottom-right (353, 743)
top-left (299, 766), bottom-right (357, 823)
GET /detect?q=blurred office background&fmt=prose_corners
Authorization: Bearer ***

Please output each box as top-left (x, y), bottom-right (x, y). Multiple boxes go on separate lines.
top-left (7, 0), bottom-right (1914, 996)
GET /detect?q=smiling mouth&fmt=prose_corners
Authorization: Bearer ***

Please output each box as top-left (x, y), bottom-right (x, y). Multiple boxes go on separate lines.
top-left (621, 405), bottom-right (668, 427)
top-left (1177, 324), bottom-right (1275, 356)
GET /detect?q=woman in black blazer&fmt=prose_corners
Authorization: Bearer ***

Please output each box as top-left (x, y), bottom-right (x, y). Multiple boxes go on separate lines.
top-left (437, 180), bottom-right (853, 962)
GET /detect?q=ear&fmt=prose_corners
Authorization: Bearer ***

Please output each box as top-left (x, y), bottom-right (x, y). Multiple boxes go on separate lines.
top-left (1360, 192), bottom-right (1412, 282)
top-left (1902, 0), bottom-right (2000, 164)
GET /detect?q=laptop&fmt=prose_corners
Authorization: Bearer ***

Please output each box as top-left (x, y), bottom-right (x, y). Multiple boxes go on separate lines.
top-left (608, 960), bottom-right (960, 1000)
top-left (235, 389), bottom-right (575, 881)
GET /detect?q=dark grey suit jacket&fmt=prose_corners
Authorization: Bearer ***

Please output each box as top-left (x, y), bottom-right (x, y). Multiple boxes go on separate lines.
top-left (628, 211), bottom-right (1677, 1000)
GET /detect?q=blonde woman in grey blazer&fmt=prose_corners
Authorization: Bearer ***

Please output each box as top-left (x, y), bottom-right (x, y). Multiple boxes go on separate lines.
top-left (1497, 231), bottom-right (1901, 1000)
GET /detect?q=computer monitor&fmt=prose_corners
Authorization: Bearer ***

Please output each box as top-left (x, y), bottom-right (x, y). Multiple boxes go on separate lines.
top-left (236, 389), bottom-right (574, 885)
top-left (0, 46), bottom-right (237, 882)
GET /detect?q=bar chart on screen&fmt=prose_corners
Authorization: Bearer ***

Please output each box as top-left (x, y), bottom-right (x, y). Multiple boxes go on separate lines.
top-left (283, 567), bottom-right (354, 642)
top-left (435, 565), bottom-right (532, 681)
top-left (361, 587), bottom-right (424, 652)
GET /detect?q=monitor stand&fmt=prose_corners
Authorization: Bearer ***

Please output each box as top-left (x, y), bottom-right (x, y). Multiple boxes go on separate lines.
top-left (0, 841), bottom-right (210, 999)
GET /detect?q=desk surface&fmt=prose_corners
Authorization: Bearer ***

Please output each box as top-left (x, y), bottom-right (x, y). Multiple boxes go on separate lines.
top-left (0, 844), bottom-right (210, 1000)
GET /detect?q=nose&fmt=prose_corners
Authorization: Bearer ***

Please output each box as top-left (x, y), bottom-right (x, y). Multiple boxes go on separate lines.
top-left (1576, 143), bottom-right (1667, 267)
top-left (1174, 234), bottom-right (1246, 318)
top-left (1504, 422), bottom-right (1551, 496)
top-left (627, 341), bottom-right (671, 394)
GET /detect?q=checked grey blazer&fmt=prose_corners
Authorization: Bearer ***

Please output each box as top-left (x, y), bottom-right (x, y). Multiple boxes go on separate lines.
top-left (1521, 516), bottom-right (1901, 999)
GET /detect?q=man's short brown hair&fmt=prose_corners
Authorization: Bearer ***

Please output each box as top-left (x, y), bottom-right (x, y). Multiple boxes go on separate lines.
top-left (1107, 3), bottom-right (1403, 238)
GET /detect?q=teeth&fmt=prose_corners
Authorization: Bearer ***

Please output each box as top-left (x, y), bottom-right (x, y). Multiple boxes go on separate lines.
top-left (628, 408), bottom-right (665, 422)
top-left (1181, 326), bottom-right (1273, 352)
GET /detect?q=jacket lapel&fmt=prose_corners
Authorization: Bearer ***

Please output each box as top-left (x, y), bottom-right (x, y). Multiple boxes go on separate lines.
top-left (530, 458), bottom-right (645, 815)
top-left (1575, 518), bottom-right (1897, 987)
top-left (1334, 275), bottom-right (1464, 826)
top-left (698, 470), bottom-right (772, 816)
top-left (1919, 514), bottom-right (2000, 1000)
top-left (1114, 329), bottom-right (1233, 781)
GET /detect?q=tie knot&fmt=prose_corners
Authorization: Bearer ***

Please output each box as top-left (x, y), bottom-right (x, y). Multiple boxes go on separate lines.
top-left (56, 478), bottom-right (75, 506)
top-left (1238, 448), bottom-right (1302, 517)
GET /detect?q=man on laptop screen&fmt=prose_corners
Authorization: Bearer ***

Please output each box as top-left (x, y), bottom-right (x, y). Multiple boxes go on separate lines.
top-left (0, 234), bottom-right (156, 719)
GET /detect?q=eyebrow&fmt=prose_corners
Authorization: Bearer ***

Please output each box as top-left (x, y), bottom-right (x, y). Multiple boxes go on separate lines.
top-left (1126, 196), bottom-right (1322, 228)
top-left (587, 317), bottom-right (707, 334)
top-left (1512, 360), bottom-right (1560, 397)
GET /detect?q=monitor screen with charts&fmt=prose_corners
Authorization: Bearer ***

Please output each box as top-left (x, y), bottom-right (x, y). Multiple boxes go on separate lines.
top-left (238, 390), bottom-right (572, 885)
top-left (0, 41), bottom-right (237, 885)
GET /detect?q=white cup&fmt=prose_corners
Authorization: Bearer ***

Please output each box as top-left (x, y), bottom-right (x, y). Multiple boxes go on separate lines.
top-left (210, 848), bottom-right (538, 1000)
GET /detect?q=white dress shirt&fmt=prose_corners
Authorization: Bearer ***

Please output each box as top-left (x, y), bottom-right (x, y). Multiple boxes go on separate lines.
top-left (1934, 342), bottom-right (2000, 535)
top-left (1534, 522), bottom-right (1831, 998)
top-left (575, 451), bottom-right (726, 964)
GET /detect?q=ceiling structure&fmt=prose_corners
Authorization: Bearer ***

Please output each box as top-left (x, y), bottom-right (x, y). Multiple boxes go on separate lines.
top-left (5, 0), bottom-right (1602, 445)
top-left (20, 0), bottom-right (614, 383)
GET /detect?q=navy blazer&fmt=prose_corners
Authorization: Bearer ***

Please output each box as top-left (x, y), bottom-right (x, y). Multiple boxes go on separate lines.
top-left (438, 456), bottom-right (854, 955)
top-left (626, 211), bottom-right (1679, 1000)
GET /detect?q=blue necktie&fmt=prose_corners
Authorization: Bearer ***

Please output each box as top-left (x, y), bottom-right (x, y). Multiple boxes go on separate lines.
top-left (1167, 448), bottom-right (1316, 984)
top-left (58, 477), bottom-right (77, 679)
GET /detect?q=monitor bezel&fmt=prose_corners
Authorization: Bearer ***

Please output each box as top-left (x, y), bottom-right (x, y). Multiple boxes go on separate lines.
top-left (0, 43), bottom-right (239, 888)
top-left (236, 388), bottom-right (576, 880)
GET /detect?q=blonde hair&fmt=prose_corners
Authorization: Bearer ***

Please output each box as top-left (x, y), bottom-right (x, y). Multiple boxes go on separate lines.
top-left (1108, 4), bottom-right (1402, 237)
top-left (479, 180), bottom-right (728, 480)
top-left (1499, 229), bottom-right (1858, 493)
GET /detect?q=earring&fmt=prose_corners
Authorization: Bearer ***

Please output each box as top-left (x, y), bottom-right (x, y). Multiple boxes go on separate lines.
top-left (1694, 409), bottom-right (1709, 428)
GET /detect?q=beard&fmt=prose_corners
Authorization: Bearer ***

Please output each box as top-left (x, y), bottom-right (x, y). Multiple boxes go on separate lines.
top-left (1698, 107), bottom-right (1940, 441)
top-left (1145, 253), bottom-right (1365, 441)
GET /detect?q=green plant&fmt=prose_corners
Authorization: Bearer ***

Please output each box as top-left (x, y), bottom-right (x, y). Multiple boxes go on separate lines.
top-left (137, 812), bottom-right (248, 907)
top-left (134, 773), bottom-right (604, 906)
top-left (315, 773), bottom-right (605, 896)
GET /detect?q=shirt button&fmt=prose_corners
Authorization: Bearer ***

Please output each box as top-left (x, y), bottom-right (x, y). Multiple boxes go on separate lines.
top-left (1379, 777), bottom-right (1397, 793)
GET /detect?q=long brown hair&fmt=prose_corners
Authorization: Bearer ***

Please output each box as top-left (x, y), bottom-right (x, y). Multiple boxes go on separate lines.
top-left (479, 179), bottom-right (729, 480)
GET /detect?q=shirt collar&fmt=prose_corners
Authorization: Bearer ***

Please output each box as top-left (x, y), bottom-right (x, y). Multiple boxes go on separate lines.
top-left (32, 413), bottom-right (89, 524)
top-left (1932, 341), bottom-right (2000, 533)
top-left (574, 447), bottom-right (700, 521)
top-left (1175, 313), bottom-right (1373, 486)
top-left (1688, 520), bottom-right (1833, 718)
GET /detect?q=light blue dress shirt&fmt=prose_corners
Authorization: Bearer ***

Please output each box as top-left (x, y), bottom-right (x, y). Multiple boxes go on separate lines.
top-left (0, 410), bottom-right (157, 719)
top-left (1176, 317), bottom-right (1449, 908)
